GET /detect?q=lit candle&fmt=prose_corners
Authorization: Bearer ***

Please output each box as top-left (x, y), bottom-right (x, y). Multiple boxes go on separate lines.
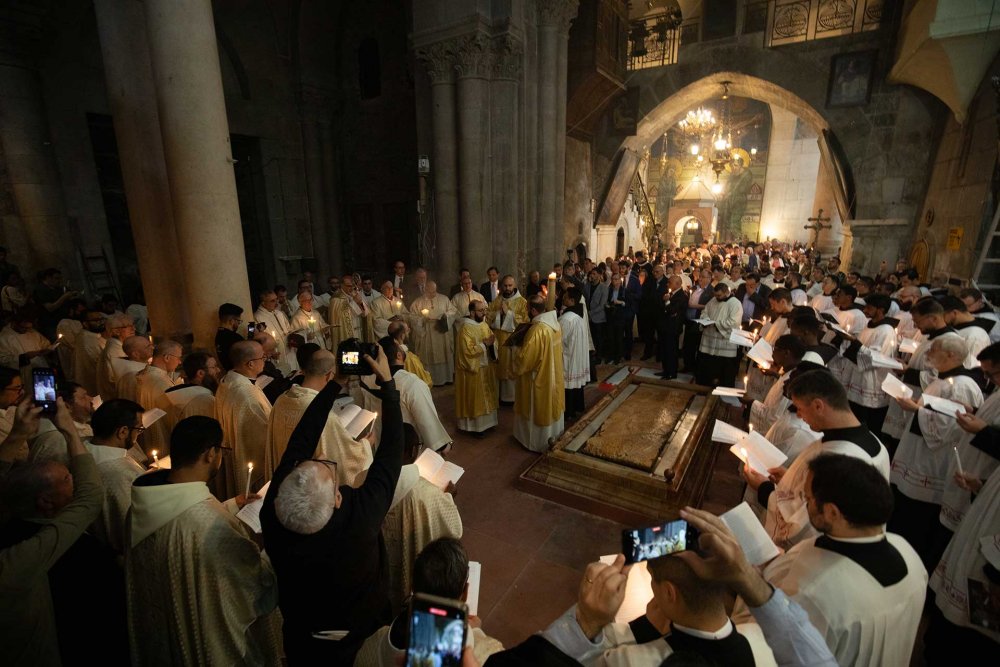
top-left (953, 447), bottom-right (965, 476)
top-left (748, 423), bottom-right (754, 434)
top-left (152, 450), bottom-right (158, 465)
top-left (148, 334), bottom-right (153, 343)
top-left (57, 333), bottom-right (63, 340)
top-left (245, 462), bottom-right (253, 498)
top-left (740, 447), bottom-right (749, 464)
top-left (421, 308), bottom-right (430, 317)
top-left (548, 272), bottom-right (557, 280)
top-left (948, 377), bottom-right (955, 386)
top-left (270, 329), bottom-right (277, 339)
top-left (395, 300), bottom-right (402, 310)
top-left (743, 375), bottom-right (748, 388)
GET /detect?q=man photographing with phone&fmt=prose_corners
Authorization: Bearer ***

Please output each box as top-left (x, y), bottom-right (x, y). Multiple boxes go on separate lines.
top-left (261, 343), bottom-right (401, 665)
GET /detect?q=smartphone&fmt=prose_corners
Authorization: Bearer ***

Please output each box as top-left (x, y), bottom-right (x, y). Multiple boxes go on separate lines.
top-left (247, 322), bottom-right (257, 337)
top-left (622, 518), bottom-right (699, 564)
top-left (32, 368), bottom-right (58, 416)
top-left (406, 593), bottom-right (467, 667)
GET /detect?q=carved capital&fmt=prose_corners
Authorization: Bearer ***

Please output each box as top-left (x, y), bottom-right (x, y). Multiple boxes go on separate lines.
top-left (491, 34), bottom-right (523, 81)
top-left (452, 33), bottom-right (492, 79)
top-left (415, 41), bottom-right (456, 85)
top-left (537, 0), bottom-right (579, 31)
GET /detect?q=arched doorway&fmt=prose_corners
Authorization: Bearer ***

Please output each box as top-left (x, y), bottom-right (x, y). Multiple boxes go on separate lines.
top-left (675, 215), bottom-right (704, 246)
top-left (909, 240), bottom-right (930, 280)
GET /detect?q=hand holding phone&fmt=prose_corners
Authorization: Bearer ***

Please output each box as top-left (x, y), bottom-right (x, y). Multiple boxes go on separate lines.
top-left (406, 593), bottom-right (467, 667)
top-left (31, 368), bottom-right (58, 416)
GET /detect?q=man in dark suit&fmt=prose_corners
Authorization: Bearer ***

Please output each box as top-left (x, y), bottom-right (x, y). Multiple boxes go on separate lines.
top-left (639, 264), bottom-right (666, 360)
top-left (622, 262), bottom-right (642, 360)
top-left (734, 273), bottom-right (771, 328)
top-left (657, 275), bottom-right (688, 379)
top-left (389, 259), bottom-right (419, 307)
top-left (448, 268), bottom-right (471, 297)
top-left (746, 244), bottom-right (760, 272)
top-left (480, 266), bottom-right (500, 304)
top-left (604, 273), bottom-right (635, 363)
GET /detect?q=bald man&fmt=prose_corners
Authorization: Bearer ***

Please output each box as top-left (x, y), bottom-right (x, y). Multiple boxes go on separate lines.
top-left (114, 335), bottom-right (154, 403)
top-left (96, 313), bottom-right (135, 399)
top-left (409, 280), bottom-right (457, 385)
top-left (215, 340), bottom-right (272, 499)
top-left (135, 340), bottom-right (183, 455)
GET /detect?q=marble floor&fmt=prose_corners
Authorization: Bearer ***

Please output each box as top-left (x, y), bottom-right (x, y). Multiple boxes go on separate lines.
top-left (429, 360), bottom-right (745, 648)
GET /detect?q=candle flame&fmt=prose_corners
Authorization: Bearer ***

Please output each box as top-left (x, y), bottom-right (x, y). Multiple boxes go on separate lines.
top-left (740, 447), bottom-right (749, 462)
top-left (548, 272), bottom-right (557, 280)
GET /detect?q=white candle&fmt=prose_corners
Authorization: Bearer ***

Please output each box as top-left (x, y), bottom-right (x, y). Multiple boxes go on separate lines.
top-left (421, 308), bottom-right (430, 317)
top-left (953, 447), bottom-right (965, 476)
top-left (743, 375), bottom-right (748, 388)
top-left (548, 272), bottom-right (557, 280)
top-left (948, 377), bottom-right (955, 385)
top-left (748, 423), bottom-right (754, 434)
top-left (245, 463), bottom-right (253, 498)
top-left (57, 333), bottom-right (63, 340)
top-left (152, 450), bottom-right (158, 464)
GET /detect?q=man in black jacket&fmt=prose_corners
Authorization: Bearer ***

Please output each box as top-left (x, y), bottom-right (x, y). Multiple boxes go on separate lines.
top-left (657, 275), bottom-right (688, 379)
top-left (261, 344), bottom-right (400, 665)
top-left (734, 273), bottom-right (771, 328)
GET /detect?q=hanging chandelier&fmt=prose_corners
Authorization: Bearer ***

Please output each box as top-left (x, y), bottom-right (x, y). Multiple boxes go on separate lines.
top-left (678, 108), bottom-right (716, 137)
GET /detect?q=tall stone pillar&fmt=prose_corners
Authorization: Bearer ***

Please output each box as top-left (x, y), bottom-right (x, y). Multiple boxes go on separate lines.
top-left (93, 0), bottom-right (191, 340)
top-left (521, 19), bottom-right (540, 281)
top-left (318, 118), bottom-right (344, 275)
top-left (416, 43), bottom-right (460, 283)
top-left (299, 86), bottom-right (331, 279)
top-left (491, 36), bottom-right (523, 278)
top-left (143, 0), bottom-right (252, 350)
top-left (0, 14), bottom-right (77, 279)
top-left (554, 7), bottom-right (573, 253)
top-left (455, 34), bottom-right (492, 277)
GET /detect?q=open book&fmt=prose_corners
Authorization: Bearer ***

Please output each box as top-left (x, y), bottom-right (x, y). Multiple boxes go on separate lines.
top-left (712, 387), bottom-right (746, 397)
top-left (414, 448), bottom-right (464, 491)
top-left (142, 408), bottom-right (167, 429)
top-left (746, 338), bottom-right (773, 369)
top-left (720, 502), bottom-right (781, 566)
top-left (236, 481), bottom-right (271, 534)
top-left (332, 402), bottom-right (377, 440)
top-left (694, 318), bottom-right (714, 327)
top-left (881, 373), bottom-right (913, 400)
top-left (712, 420), bottom-right (749, 445)
top-left (730, 431), bottom-right (787, 476)
top-left (729, 329), bottom-right (756, 348)
top-left (899, 338), bottom-right (919, 355)
top-left (870, 350), bottom-right (904, 370)
top-left (466, 561), bottom-right (482, 616)
top-left (921, 394), bottom-right (968, 417)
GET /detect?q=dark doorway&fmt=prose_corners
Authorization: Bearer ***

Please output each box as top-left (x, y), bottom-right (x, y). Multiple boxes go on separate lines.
top-left (230, 134), bottom-right (275, 299)
top-left (616, 228), bottom-right (625, 257)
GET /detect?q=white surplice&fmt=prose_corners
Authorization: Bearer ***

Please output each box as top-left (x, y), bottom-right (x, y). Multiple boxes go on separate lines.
top-left (558, 309), bottom-right (590, 390)
top-left (73, 329), bottom-right (107, 397)
top-left (409, 294), bottom-right (457, 386)
top-left (940, 390), bottom-right (1000, 531)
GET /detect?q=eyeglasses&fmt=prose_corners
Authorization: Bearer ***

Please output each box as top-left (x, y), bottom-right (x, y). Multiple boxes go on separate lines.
top-left (131, 425), bottom-right (147, 434)
top-left (293, 457), bottom-right (338, 477)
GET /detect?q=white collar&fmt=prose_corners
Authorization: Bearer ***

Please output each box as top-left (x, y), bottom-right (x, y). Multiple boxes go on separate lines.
top-left (671, 619), bottom-right (734, 640)
top-left (824, 532), bottom-right (886, 544)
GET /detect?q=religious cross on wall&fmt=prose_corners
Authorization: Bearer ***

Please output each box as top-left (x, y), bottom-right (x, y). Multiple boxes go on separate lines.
top-left (803, 209), bottom-right (832, 248)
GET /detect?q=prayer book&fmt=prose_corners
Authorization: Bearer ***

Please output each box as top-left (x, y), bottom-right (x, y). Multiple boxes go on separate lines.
top-left (466, 561), bottom-right (482, 617)
top-left (141, 408), bottom-right (167, 429)
top-left (236, 481), bottom-right (271, 534)
top-left (899, 338), bottom-right (919, 354)
top-left (503, 322), bottom-right (532, 348)
top-left (694, 318), bottom-right (714, 326)
top-left (730, 431), bottom-right (787, 476)
top-left (151, 455), bottom-right (171, 469)
top-left (599, 555), bottom-right (652, 623)
top-left (746, 338), bottom-right (773, 369)
top-left (332, 402), bottom-right (377, 440)
top-left (712, 420), bottom-right (748, 444)
top-left (881, 374), bottom-right (913, 400)
top-left (255, 375), bottom-right (274, 391)
top-left (712, 387), bottom-right (746, 397)
top-left (414, 448), bottom-right (464, 490)
top-left (870, 350), bottom-right (904, 370)
top-left (729, 329), bottom-right (756, 347)
top-left (720, 502), bottom-right (781, 566)
top-left (921, 394), bottom-right (967, 417)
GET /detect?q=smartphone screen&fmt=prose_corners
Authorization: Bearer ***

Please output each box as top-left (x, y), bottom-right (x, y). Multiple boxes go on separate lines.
top-left (32, 368), bottom-right (58, 415)
top-left (247, 322), bottom-right (257, 337)
top-left (622, 519), bottom-right (697, 564)
top-left (406, 594), bottom-right (467, 667)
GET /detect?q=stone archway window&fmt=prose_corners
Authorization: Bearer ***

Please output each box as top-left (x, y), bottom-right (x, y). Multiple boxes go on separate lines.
top-left (358, 37), bottom-right (381, 99)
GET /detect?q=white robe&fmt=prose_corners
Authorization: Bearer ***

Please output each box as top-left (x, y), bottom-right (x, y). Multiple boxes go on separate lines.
top-left (809, 293), bottom-right (833, 314)
top-left (215, 371), bottom-right (271, 497)
top-left (113, 359), bottom-right (148, 403)
top-left (72, 330), bottom-right (106, 397)
top-left (55, 318), bottom-right (82, 381)
top-left (930, 466), bottom-right (1000, 643)
top-left (954, 322), bottom-right (991, 368)
top-left (766, 433), bottom-right (891, 549)
top-left (97, 337), bottom-right (126, 400)
top-left (370, 293), bottom-right (401, 340)
top-left (289, 308), bottom-right (330, 349)
top-left (747, 533), bottom-right (927, 667)
top-left (136, 365), bottom-right (179, 455)
top-left (85, 442), bottom-right (146, 554)
top-left (0, 324), bottom-right (51, 370)
top-left (940, 390), bottom-right (1000, 531)
top-left (559, 310), bottom-right (590, 390)
top-left (409, 294), bottom-right (457, 386)
top-left (364, 369), bottom-right (451, 452)
top-left (845, 322), bottom-right (899, 408)
top-left (253, 306), bottom-right (297, 371)
top-left (450, 289), bottom-right (486, 322)
top-left (883, 331), bottom-right (963, 439)
top-left (161, 384), bottom-right (217, 430)
top-left (892, 374), bottom-right (983, 504)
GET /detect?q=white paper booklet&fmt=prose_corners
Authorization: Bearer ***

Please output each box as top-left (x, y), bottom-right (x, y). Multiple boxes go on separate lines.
top-left (899, 338), bottom-right (919, 355)
top-left (921, 394), bottom-right (968, 417)
top-left (746, 338), bottom-right (773, 369)
top-left (712, 420), bottom-right (748, 444)
top-left (712, 387), bottom-right (746, 397)
top-left (694, 318), bottom-right (715, 326)
top-left (870, 350), bottom-right (904, 370)
top-left (720, 502), bottom-right (781, 566)
top-left (255, 374), bottom-right (274, 391)
top-left (599, 555), bottom-right (652, 623)
top-left (141, 408), bottom-right (167, 428)
top-left (466, 561), bottom-right (482, 616)
top-left (332, 402), bottom-right (378, 440)
top-left (730, 329), bottom-right (756, 348)
top-left (236, 481), bottom-right (271, 534)
top-left (881, 373), bottom-right (913, 400)
top-left (730, 431), bottom-right (788, 476)
top-left (414, 448), bottom-right (464, 490)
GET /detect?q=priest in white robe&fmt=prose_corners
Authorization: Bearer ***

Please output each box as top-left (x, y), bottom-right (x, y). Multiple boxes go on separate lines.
top-left (371, 280), bottom-right (403, 340)
top-left (487, 275), bottom-right (529, 402)
top-left (161, 351), bottom-right (221, 430)
top-left (942, 295), bottom-right (993, 368)
top-left (254, 289), bottom-right (297, 371)
top-left (842, 295), bottom-right (899, 436)
top-left (289, 291), bottom-right (331, 350)
top-left (96, 313), bottom-right (135, 400)
top-left (135, 340), bottom-right (183, 456)
top-left (450, 276), bottom-right (485, 327)
top-left (747, 335), bottom-right (807, 435)
top-left (513, 296), bottom-right (564, 452)
top-left (0, 312), bottom-right (52, 370)
top-left (73, 311), bottom-right (108, 396)
top-left (890, 335), bottom-right (983, 568)
top-left (695, 282), bottom-right (743, 387)
top-left (126, 416), bottom-right (280, 666)
top-left (55, 308), bottom-right (84, 381)
top-left (215, 341), bottom-right (272, 499)
top-left (263, 350), bottom-right (372, 486)
top-left (743, 289), bottom-right (793, 402)
top-left (115, 335), bottom-right (154, 403)
top-left (558, 288), bottom-right (590, 421)
top-left (736, 453), bottom-right (927, 667)
top-left (454, 301), bottom-right (498, 434)
top-left (409, 281), bottom-right (457, 386)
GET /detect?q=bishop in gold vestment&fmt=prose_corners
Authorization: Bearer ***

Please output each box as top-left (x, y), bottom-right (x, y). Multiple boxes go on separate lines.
top-left (513, 299), bottom-right (564, 452)
top-left (488, 276), bottom-right (529, 402)
top-left (455, 302), bottom-right (498, 433)
top-left (409, 281), bottom-right (457, 386)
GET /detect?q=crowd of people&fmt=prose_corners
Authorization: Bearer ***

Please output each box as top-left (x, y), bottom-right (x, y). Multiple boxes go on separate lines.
top-left (1, 239), bottom-right (999, 666)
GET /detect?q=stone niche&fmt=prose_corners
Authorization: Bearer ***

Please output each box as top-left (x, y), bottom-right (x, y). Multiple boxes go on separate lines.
top-left (841, 219), bottom-right (911, 276)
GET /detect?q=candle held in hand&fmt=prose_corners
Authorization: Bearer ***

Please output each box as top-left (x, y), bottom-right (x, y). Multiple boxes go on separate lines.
top-left (245, 463), bottom-right (254, 498)
top-left (953, 447), bottom-right (965, 476)
top-left (421, 308), bottom-right (430, 316)
top-left (152, 450), bottom-right (159, 464)
top-left (548, 272), bottom-right (557, 280)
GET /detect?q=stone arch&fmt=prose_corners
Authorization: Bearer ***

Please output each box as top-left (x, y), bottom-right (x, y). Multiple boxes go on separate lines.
top-left (674, 214), bottom-right (705, 243)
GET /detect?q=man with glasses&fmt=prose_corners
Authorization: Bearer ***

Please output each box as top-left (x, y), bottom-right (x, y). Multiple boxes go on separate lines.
top-left (215, 303), bottom-right (245, 371)
top-left (127, 415), bottom-right (280, 666)
top-left (0, 366), bottom-right (25, 444)
top-left (262, 344), bottom-right (397, 664)
top-left (134, 340), bottom-right (183, 456)
top-left (215, 340), bottom-right (272, 500)
top-left (0, 307), bottom-right (53, 370)
top-left (255, 289), bottom-right (293, 367)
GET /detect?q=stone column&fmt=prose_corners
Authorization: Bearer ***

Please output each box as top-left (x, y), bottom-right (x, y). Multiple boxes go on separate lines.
top-left (318, 118), bottom-right (344, 274)
top-left (554, 5), bottom-right (574, 254)
top-left (521, 18), bottom-right (539, 282)
top-left (143, 0), bottom-right (252, 350)
top-left (416, 42), bottom-right (460, 282)
top-left (93, 0), bottom-right (191, 340)
top-left (491, 35), bottom-right (523, 278)
top-left (0, 16), bottom-right (77, 278)
top-left (299, 85), bottom-right (332, 279)
top-left (455, 34), bottom-right (492, 276)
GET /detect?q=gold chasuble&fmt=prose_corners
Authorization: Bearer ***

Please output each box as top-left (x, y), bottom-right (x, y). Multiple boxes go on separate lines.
top-left (328, 292), bottom-right (375, 353)
top-left (513, 310), bottom-right (564, 452)
top-left (455, 317), bottom-right (498, 433)
top-left (487, 292), bottom-right (529, 402)
top-left (403, 348), bottom-right (434, 388)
